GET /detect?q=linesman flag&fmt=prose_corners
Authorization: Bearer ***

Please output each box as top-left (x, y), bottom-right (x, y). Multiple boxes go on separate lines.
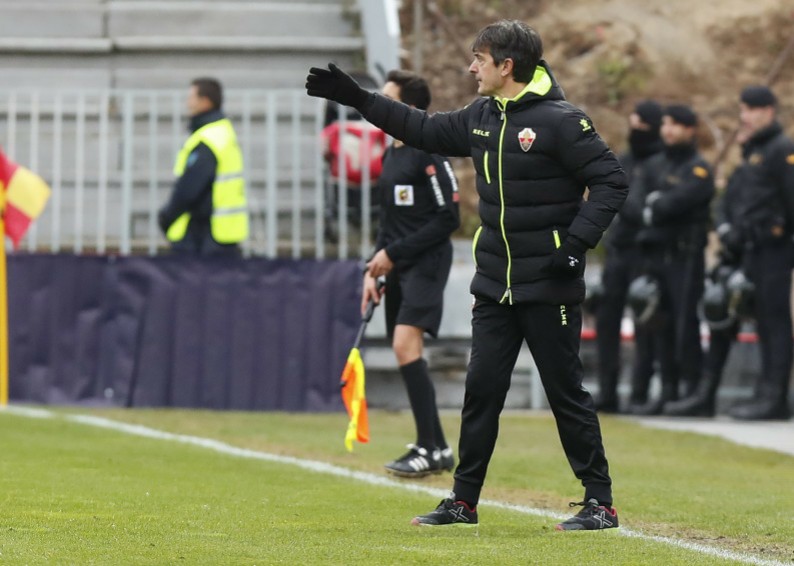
top-left (0, 149), bottom-right (51, 247)
top-left (341, 346), bottom-right (369, 451)
top-left (340, 277), bottom-right (384, 452)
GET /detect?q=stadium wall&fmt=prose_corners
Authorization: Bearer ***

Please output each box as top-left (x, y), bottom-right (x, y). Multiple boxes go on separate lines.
top-left (7, 254), bottom-right (360, 411)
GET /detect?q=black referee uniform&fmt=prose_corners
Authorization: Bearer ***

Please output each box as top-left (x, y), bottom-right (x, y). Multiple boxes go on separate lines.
top-left (375, 142), bottom-right (460, 463)
top-left (376, 145), bottom-right (460, 339)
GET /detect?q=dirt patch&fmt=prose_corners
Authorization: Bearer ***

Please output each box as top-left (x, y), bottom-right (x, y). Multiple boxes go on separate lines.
top-left (398, 0), bottom-right (794, 234)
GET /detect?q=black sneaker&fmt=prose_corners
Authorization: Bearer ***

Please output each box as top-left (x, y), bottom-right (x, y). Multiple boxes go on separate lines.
top-left (384, 444), bottom-right (436, 478)
top-left (411, 497), bottom-right (478, 527)
top-left (433, 447), bottom-right (455, 474)
top-left (555, 499), bottom-right (619, 531)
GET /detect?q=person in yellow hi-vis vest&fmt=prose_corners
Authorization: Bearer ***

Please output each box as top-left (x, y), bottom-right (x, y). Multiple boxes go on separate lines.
top-left (158, 77), bottom-right (248, 256)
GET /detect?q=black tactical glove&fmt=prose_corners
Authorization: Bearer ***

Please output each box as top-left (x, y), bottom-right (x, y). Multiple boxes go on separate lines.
top-left (545, 236), bottom-right (588, 277)
top-left (305, 63), bottom-right (370, 110)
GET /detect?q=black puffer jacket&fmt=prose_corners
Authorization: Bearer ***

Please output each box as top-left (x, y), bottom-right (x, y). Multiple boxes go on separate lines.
top-left (360, 61), bottom-right (628, 304)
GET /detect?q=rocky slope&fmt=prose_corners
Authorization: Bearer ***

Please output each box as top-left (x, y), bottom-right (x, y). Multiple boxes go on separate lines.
top-left (398, 0), bottom-right (794, 232)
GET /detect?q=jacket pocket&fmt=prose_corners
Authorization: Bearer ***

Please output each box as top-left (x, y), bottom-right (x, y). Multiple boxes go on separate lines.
top-left (483, 151), bottom-right (491, 184)
top-left (472, 225), bottom-right (483, 267)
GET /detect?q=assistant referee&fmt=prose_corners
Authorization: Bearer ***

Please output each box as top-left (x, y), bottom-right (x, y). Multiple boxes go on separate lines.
top-left (363, 70), bottom-right (461, 478)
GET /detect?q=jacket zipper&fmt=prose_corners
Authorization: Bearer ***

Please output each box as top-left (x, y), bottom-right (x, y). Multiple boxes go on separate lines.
top-left (496, 102), bottom-right (513, 305)
top-left (553, 229), bottom-right (561, 249)
top-left (483, 151), bottom-right (491, 184)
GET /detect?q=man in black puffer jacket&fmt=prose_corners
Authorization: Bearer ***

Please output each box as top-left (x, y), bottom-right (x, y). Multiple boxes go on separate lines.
top-left (307, 20), bottom-right (628, 531)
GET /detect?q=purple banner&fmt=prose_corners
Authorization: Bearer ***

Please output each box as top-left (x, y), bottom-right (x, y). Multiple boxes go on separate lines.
top-left (6, 254), bottom-right (361, 411)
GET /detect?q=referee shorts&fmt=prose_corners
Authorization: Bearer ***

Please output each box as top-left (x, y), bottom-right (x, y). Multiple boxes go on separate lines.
top-left (384, 243), bottom-right (452, 339)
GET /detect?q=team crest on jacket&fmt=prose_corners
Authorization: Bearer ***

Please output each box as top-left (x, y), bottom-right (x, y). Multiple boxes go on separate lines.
top-left (518, 128), bottom-right (536, 152)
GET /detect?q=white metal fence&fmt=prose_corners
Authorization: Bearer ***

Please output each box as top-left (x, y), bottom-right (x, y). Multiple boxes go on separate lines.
top-left (0, 89), bottom-right (376, 259)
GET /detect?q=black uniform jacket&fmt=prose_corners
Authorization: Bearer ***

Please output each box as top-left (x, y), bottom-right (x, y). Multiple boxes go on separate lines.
top-left (360, 61), bottom-right (628, 305)
top-left (636, 143), bottom-right (715, 252)
top-left (375, 144), bottom-right (460, 268)
top-left (604, 140), bottom-right (664, 249)
top-left (716, 122), bottom-right (794, 248)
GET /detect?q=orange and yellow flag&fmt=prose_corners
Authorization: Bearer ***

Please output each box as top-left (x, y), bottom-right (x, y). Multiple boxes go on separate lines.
top-left (0, 149), bottom-right (51, 247)
top-left (340, 347), bottom-right (369, 452)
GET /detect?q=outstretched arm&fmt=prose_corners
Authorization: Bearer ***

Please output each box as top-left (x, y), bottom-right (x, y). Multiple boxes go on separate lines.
top-left (306, 63), bottom-right (473, 157)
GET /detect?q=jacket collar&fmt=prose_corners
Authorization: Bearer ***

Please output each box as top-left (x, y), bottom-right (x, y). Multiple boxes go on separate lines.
top-left (664, 142), bottom-right (697, 162)
top-left (490, 60), bottom-right (565, 113)
top-left (189, 109), bottom-right (225, 133)
top-left (746, 121), bottom-right (783, 148)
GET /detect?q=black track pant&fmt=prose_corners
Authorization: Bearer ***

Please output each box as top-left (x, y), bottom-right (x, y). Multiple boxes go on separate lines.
top-left (453, 298), bottom-right (612, 506)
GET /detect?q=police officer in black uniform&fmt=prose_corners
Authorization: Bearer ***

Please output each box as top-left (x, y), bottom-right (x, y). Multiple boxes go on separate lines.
top-left (668, 86), bottom-right (794, 420)
top-left (362, 70), bottom-right (461, 476)
top-left (594, 101), bottom-right (664, 413)
top-left (630, 105), bottom-right (715, 415)
top-left (307, 19), bottom-right (628, 531)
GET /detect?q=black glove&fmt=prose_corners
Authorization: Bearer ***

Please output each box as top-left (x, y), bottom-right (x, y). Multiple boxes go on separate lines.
top-left (305, 63), bottom-right (370, 110)
top-left (545, 236), bottom-right (588, 277)
top-left (719, 228), bottom-right (742, 256)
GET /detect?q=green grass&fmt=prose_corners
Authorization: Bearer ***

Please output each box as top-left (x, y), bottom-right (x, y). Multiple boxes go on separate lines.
top-left (1, 407), bottom-right (792, 565)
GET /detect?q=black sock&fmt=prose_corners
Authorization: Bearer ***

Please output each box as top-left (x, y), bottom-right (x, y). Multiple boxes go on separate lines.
top-left (399, 358), bottom-right (442, 450)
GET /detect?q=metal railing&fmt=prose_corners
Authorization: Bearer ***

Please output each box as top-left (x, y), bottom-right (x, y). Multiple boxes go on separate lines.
top-left (0, 89), bottom-right (377, 259)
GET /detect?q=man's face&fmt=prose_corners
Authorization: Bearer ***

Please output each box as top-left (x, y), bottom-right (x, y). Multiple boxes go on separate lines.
top-left (186, 85), bottom-right (212, 117)
top-left (739, 103), bottom-right (775, 138)
top-left (382, 81), bottom-right (402, 103)
top-left (469, 49), bottom-right (507, 96)
top-left (660, 116), bottom-right (694, 146)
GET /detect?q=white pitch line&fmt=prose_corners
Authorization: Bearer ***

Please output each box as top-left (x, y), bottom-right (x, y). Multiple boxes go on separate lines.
top-left (4, 405), bottom-right (791, 566)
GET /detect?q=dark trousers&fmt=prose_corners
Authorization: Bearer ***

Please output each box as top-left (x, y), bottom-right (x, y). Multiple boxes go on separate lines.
top-left (453, 298), bottom-right (612, 506)
top-left (596, 246), bottom-right (643, 405)
top-left (636, 249), bottom-right (705, 400)
top-left (746, 244), bottom-right (793, 401)
top-left (700, 324), bottom-right (738, 399)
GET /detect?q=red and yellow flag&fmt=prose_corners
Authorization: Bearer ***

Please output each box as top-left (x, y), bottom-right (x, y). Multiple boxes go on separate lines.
top-left (0, 149), bottom-right (51, 247)
top-left (340, 347), bottom-right (369, 451)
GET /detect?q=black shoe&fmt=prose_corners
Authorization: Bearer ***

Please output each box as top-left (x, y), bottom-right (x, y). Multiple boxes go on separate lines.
top-left (594, 396), bottom-right (619, 414)
top-left (627, 398), bottom-right (665, 416)
top-left (729, 400), bottom-right (791, 421)
top-left (556, 499), bottom-right (619, 531)
top-left (384, 444), bottom-right (437, 478)
top-left (411, 497), bottom-right (478, 527)
top-left (434, 447), bottom-right (455, 474)
top-left (663, 394), bottom-right (715, 417)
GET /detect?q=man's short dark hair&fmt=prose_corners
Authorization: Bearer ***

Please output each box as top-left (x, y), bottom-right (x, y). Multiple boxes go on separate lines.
top-left (191, 77), bottom-right (223, 110)
top-left (385, 70), bottom-right (431, 110)
top-left (471, 20), bottom-right (543, 84)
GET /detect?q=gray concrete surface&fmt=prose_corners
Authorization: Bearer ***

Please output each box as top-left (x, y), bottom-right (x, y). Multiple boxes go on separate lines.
top-left (631, 416), bottom-right (794, 457)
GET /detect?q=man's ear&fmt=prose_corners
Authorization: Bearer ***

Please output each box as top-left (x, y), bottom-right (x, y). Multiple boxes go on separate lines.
top-left (501, 58), bottom-right (514, 77)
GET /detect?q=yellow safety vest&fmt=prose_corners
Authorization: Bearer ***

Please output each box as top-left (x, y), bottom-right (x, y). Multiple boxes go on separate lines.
top-left (167, 118), bottom-right (249, 244)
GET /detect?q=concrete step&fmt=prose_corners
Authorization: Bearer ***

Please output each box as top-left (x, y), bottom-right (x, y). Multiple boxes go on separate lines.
top-left (0, 49), bottom-right (359, 89)
top-left (108, 2), bottom-right (357, 40)
top-left (0, 0), bottom-right (363, 89)
top-left (0, 2), bottom-right (104, 39)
